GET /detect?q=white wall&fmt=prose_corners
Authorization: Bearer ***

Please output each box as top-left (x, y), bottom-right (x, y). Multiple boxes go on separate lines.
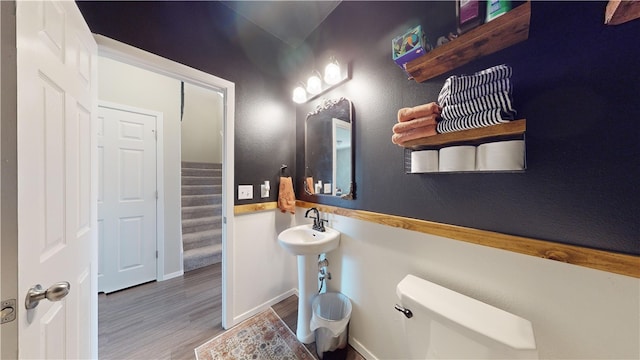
top-left (97, 56), bottom-right (183, 276)
top-left (232, 210), bottom-right (299, 323)
top-left (181, 82), bottom-right (223, 163)
top-left (315, 213), bottom-right (640, 360)
top-left (229, 203), bottom-right (637, 358)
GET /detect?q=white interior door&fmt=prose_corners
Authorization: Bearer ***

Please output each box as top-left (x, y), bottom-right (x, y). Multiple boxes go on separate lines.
top-left (16, 0), bottom-right (97, 358)
top-left (97, 103), bottom-right (158, 293)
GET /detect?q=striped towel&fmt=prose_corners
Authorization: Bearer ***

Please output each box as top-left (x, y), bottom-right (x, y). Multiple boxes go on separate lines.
top-left (438, 65), bottom-right (512, 107)
top-left (443, 78), bottom-right (511, 106)
top-left (441, 91), bottom-right (515, 120)
top-left (437, 109), bottom-right (513, 133)
top-left (436, 64), bottom-right (516, 133)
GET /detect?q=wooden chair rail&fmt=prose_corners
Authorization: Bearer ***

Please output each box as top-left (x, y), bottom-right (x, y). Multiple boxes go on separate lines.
top-left (234, 201), bottom-right (639, 278)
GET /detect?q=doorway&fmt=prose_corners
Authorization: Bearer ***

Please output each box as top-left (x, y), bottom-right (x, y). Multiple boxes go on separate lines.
top-left (180, 83), bottom-right (224, 272)
top-left (95, 35), bottom-right (236, 332)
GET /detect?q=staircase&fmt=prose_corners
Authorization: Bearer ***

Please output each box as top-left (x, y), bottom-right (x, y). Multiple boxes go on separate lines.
top-left (181, 162), bottom-right (223, 272)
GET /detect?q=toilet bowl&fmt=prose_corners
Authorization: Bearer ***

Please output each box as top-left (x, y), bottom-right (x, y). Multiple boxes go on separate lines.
top-left (396, 274), bottom-right (538, 359)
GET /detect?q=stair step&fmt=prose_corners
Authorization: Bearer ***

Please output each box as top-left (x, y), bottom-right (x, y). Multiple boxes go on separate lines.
top-left (180, 161), bottom-right (224, 272)
top-left (182, 216), bottom-right (222, 235)
top-left (182, 204), bottom-right (222, 219)
top-left (182, 184), bottom-right (222, 196)
top-left (182, 194), bottom-right (222, 207)
top-left (182, 168), bottom-right (222, 177)
top-left (183, 244), bottom-right (222, 272)
top-left (182, 215), bottom-right (222, 227)
top-left (181, 162), bottom-right (222, 169)
top-left (182, 176), bottom-right (220, 185)
top-left (183, 228), bottom-right (222, 250)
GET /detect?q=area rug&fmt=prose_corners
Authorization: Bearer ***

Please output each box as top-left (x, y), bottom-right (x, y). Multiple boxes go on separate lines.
top-left (195, 307), bottom-right (315, 360)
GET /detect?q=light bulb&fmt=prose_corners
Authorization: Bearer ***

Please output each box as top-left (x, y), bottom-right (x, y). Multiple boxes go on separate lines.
top-left (324, 60), bottom-right (341, 85)
top-left (306, 72), bottom-right (322, 95)
top-left (292, 86), bottom-right (307, 104)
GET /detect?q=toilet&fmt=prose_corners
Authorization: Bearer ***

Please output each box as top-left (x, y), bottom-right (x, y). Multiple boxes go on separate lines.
top-left (396, 274), bottom-right (538, 359)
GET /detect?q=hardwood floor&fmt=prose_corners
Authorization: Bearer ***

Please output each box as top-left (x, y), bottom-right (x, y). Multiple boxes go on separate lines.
top-left (99, 264), bottom-right (224, 359)
top-left (99, 263), bottom-right (363, 359)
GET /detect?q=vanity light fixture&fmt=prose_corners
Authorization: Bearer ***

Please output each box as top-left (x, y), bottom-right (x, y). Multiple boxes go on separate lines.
top-left (324, 57), bottom-right (341, 85)
top-left (292, 82), bottom-right (307, 104)
top-left (292, 57), bottom-right (350, 104)
top-left (306, 70), bottom-right (323, 95)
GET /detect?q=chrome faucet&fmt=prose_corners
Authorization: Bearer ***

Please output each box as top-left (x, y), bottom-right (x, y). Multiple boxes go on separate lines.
top-left (305, 207), bottom-right (326, 232)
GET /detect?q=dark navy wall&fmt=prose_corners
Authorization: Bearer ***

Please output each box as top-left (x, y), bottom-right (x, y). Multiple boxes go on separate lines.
top-left (77, 1), bottom-right (296, 205)
top-left (78, 1), bottom-right (639, 255)
top-left (295, 1), bottom-right (640, 255)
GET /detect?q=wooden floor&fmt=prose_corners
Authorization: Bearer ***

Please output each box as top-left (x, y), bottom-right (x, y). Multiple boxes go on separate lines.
top-left (99, 264), bottom-right (224, 359)
top-left (99, 263), bottom-right (364, 360)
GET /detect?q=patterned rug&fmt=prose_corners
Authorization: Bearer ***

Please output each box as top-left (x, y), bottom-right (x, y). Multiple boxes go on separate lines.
top-left (194, 308), bottom-right (315, 360)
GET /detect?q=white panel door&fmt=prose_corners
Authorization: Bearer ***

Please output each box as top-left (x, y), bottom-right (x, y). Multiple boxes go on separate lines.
top-left (97, 104), bottom-right (157, 293)
top-left (16, 0), bottom-right (97, 358)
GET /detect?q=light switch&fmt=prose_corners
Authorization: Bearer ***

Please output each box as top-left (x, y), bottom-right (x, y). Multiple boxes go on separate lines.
top-left (238, 185), bottom-right (253, 200)
top-left (261, 181), bottom-right (270, 198)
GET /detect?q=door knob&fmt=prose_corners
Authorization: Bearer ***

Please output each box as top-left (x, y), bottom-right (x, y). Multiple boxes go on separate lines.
top-left (25, 282), bottom-right (70, 310)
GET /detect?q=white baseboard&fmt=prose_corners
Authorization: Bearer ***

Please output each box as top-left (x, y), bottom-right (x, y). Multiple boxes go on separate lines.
top-left (349, 336), bottom-right (377, 360)
top-left (232, 288), bottom-right (298, 325)
top-left (161, 270), bottom-right (184, 281)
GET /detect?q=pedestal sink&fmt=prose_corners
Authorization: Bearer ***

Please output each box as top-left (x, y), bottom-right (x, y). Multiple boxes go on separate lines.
top-left (278, 224), bottom-right (340, 343)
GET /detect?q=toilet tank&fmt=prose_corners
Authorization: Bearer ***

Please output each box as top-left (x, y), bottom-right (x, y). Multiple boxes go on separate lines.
top-left (396, 274), bottom-right (538, 359)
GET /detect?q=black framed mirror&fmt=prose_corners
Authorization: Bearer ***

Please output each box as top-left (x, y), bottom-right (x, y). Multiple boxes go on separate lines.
top-left (304, 97), bottom-right (354, 199)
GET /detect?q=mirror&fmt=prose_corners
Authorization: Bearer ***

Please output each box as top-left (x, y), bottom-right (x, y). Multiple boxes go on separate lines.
top-left (305, 97), bottom-right (354, 199)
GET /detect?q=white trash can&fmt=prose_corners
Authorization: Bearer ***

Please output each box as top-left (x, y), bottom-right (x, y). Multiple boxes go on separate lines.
top-left (310, 292), bottom-right (352, 359)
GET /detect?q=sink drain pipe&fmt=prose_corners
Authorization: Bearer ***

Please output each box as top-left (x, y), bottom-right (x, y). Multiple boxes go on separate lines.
top-left (318, 256), bottom-right (331, 293)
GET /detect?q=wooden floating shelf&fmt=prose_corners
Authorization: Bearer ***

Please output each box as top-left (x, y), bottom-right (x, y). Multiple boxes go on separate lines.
top-left (605, 0), bottom-right (640, 25)
top-left (402, 119), bottom-right (526, 149)
top-left (405, 1), bottom-right (531, 83)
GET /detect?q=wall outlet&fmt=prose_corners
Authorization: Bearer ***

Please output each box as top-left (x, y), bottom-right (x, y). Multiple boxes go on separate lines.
top-left (324, 183), bottom-right (332, 194)
top-left (238, 185), bottom-right (253, 200)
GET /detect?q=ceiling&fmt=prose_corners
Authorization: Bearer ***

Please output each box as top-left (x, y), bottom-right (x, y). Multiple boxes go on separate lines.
top-left (221, 1), bottom-right (341, 48)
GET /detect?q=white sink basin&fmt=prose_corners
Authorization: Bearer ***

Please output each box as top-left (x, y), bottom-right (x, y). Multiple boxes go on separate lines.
top-left (278, 224), bottom-right (340, 256)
